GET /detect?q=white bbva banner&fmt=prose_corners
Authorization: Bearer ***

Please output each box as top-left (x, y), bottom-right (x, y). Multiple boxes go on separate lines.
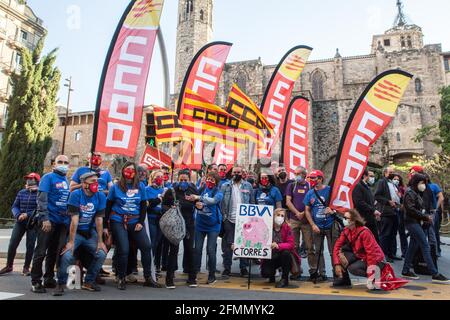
top-left (233, 204), bottom-right (274, 260)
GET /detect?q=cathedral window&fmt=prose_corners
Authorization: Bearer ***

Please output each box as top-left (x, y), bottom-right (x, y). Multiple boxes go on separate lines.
top-left (401, 36), bottom-right (406, 48)
top-left (407, 36), bottom-right (412, 48)
top-left (415, 78), bottom-right (423, 93)
top-left (312, 71), bottom-right (325, 101)
top-left (186, 0), bottom-right (194, 17)
top-left (384, 39), bottom-right (391, 46)
top-left (444, 58), bottom-right (449, 72)
top-left (396, 133), bottom-right (401, 142)
top-left (200, 9), bottom-right (204, 21)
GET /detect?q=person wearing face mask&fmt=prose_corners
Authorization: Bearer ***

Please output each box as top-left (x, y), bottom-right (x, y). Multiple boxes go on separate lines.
top-left (220, 165), bottom-right (254, 278)
top-left (196, 164), bottom-right (218, 191)
top-left (70, 153), bottom-right (113, 195)
top-left (161, 170), bottom-right (199, 288)
top-left (352, 169), bottom-right (381, 244)
top-left (255, 172), bottom-right (282, 209)
top-left (401, 174), bottom-right (449, 283)
top-left (137, 164), bottom-right (149, 187)
top-left (286, 166), bottom-right (311, 279)
top-left (30, 155), bottom-right (71, 293)
top-left (146, 170), bottom-right (166, 273)
top-left (374, 167), bottom-right (402, 262)
top-left (217, 164), bottom-right (230, 189)
top-left (423, 173), bottom-right (445, 257)
top-left (391, 174), bottom-right (408, 259)
top-left (261, 209), bottom-right (300, 288)
top-left (275, 165), bottom-right (294, 210)
top-left (304, 170), bottom-right (339, 282)
top-left (0, 173), bottom-right (40, 276)
top-left (332, 209), bottom-right (386, 288)
top-left (106, 162), bottom-right (161, 290)
top-left (161, 166), bottom-right (173, 188)
top-left (53, 172), bottom-right (107, 296)
top-left (189, 172), bottom-right (223, 285)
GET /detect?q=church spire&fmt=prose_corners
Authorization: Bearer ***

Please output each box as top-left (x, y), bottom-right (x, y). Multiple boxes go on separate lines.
top-left (394, 0), bottom-right (407, 27)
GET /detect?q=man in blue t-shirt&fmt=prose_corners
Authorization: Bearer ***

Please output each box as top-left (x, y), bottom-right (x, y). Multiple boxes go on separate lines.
top-left (31, 155), bottom-right (71, 293)
top-left (70, 152), bottom-right (113, 194)
top-left (425, 174), bottom-right (445, 257)
top-left (304, 170), bottom-right (338, 282)
top-left (53, 172), bottom-right (107, 296)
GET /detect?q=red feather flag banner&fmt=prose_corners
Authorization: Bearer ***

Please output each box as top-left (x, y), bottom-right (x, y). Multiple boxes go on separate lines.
top-left (140, 144), bottom-right (172, 170)
top-left (258, 45), bottom-right (312, 159)
top-left (175, 42), bottom-right (233, 169)
top-left (92, 0), bottom-right (164, 157)
top-left (280, 96), bottom-right (310, 179)
top-left (329, 70), bottom-right (413, 213)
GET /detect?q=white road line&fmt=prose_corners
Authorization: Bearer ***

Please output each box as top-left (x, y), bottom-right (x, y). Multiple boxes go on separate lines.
top-left (0, 236), bottom-right (11, 239)
top-left (0, 292), bottom-right (23, 300)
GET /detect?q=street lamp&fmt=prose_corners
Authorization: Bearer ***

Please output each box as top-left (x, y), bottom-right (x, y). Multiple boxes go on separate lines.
top-left (61, 77), bottom-right (74, 155)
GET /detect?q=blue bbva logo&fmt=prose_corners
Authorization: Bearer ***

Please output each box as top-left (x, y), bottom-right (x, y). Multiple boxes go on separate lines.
top-left (239, 205), bottom-right (272, 217)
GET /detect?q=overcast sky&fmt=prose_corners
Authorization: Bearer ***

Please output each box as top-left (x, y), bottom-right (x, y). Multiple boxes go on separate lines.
top-left (27, 0), bottom-right (450, 112)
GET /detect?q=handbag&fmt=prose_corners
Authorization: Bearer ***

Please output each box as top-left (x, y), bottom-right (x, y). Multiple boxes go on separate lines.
top-left (159, 189), bottom-right (186, 245)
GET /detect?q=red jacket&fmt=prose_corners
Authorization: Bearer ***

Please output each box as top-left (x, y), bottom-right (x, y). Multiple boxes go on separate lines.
top-left (333, 226), bottom-right (384, 272)
top-left (264, 223), bottom-right (300, 265)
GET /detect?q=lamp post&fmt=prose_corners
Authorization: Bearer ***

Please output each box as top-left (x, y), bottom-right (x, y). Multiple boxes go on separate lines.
top-left (61, 77), bottom-right (74, 155)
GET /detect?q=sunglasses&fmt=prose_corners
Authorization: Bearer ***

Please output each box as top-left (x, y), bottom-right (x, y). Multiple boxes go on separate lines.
top-left (56, 161), bottom-right (69, 165)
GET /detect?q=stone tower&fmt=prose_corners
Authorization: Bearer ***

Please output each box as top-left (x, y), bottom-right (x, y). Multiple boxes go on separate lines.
top-left (174, 0), bottom-right (213, 95)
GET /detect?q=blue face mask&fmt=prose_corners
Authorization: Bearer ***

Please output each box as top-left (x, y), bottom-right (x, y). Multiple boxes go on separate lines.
top-left (55, 165), bottom-right (69, 175)
top-left (296, 176), bottom-right (304, 183)
top-left (179, 181), bottom-right (189, 191)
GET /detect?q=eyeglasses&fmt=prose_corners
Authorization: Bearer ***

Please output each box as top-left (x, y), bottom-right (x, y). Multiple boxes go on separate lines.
top-left (56, 161), bottom-right (69, 165)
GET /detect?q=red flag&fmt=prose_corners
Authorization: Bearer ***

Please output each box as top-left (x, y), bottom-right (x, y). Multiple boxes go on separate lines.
top-left (140, 145), bottom-right (172, 170)
top-left (258, 46), bottom-right (312, 159)
top-left (280, 97), bottom-right (310, 179)
top-left (176, 42), bottom-right (232, 170)
top-left (329, 70), bottom-right (412, 213)
top-left (92, 0), bottom-right (164, 157)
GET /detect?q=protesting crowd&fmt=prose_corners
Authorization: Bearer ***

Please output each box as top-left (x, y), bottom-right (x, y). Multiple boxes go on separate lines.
top-left (0, 152), bottom-right (448, 296)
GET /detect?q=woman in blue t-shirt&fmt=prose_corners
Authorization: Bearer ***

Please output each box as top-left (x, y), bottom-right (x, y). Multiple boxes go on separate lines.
top-left (145, 170), bottom-right (165, 271)
top-left (255, 173), bottom-right (283, 209)
top-left (187, 172), bottom-right (223, 285)
top-left (106, 162), bottom-right (161, 290)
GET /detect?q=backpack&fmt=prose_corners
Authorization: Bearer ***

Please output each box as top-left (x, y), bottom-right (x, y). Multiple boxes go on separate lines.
top-left (159, 189), bottom-right (186, 245)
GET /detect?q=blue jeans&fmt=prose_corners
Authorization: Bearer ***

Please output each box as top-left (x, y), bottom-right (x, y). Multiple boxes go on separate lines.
top-left (148, 216), bottom-right (163, 266)
top-left (58, 231), bottom-right (107, 284)
top-left (7, 221), bottom-right (37, 268)
top-left (194, 230), bottom-right (219, 276)
top-left (111, 222), bottom-right (153, 279)
top-left (402, 222), bottom-right (438, 275)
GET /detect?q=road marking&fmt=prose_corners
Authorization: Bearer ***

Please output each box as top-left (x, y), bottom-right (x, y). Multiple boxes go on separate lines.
top-left (0, 292), bottom-right (23, 300)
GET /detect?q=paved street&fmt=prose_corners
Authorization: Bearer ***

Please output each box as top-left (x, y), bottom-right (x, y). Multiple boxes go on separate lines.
top-left (0, 228), bottom-right (449, 300)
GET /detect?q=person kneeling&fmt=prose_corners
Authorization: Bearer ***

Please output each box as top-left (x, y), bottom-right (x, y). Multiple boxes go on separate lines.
top-left (332, 209), bottom-right (385, 288)
top-left (54, 172), bottom-right (108, 296)
top-left (261, 209), bottom-right (300, 288)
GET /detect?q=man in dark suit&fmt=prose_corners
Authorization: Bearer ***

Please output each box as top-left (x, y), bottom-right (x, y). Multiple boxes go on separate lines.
top-left (352, 169), bottom-right (381, 243)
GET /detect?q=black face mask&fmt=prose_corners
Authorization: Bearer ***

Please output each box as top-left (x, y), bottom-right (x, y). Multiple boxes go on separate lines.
top-left (247, 178), bottom-right (255, 186)
top-left (278, 172), bottom-right (287, 180)
top-left (233, 174), bottom-right (242, 182)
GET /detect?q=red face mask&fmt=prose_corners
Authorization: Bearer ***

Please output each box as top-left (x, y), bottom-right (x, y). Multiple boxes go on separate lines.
top-left (163, 173), bottom-right (169, 181)
top-left (87, 182), bottom-right (99, 193)
top-left (90, 155), bottom-right (102, 167)
top-left (260, 177), bottom-right (269, 186)
top-left (206, 181), bottom-right (216, 189)
top-left (219, 171), bottom-right (226, 179)
top-left (154, 177), bottom-right (163, 186)
top-left (309, 179), bottom-right (318, 188)
top-left (123, 168), bottom-right (136, 180)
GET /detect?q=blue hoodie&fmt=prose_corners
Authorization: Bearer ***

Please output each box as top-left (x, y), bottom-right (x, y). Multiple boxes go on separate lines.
top-left (195, 187), bottom-right (223, 233)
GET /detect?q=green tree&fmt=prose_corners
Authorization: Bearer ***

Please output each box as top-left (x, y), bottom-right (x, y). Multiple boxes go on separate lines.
top-left (0, 37), bottom-right (60, 218)
top-left (439, 86), bottom-right (450, 154)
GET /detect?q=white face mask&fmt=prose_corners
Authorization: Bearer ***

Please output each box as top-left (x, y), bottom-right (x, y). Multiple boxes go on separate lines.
top-left (393, 180), bottom-right (400, 186)
top-left (368, 177), bottom-right (375, 185)
top-left (418, 184), bottom-right (426, 192)
top-left (343, 219), bottom-right (350, 227)
top-left (274, 216), bottom-right (284, 226)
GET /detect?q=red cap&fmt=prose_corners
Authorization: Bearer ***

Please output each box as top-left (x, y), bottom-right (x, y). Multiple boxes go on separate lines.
top-left (411, 165), bottom-right (424, 173)
top-left (24, 173), bottom-right (41, 182)
top-left (309, 170), bottom-right (324, 178)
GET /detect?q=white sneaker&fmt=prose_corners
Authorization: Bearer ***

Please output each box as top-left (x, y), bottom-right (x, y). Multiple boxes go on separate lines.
top-left (126, 274), bottom-right (138, 283)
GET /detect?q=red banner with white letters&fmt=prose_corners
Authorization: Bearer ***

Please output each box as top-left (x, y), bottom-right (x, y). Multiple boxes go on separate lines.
top-left (329, 70), bottom-right (412, 213)
top-left (258, 46), bottom-right (312, 159)
top-left (175, 42), bottom-right (232, 169)
top-left (92, 0), bottom-right (164, 157)
top-left (281, 97), bottom-right (310, 179)
top-left (140, 144), bottom-right (172, 170)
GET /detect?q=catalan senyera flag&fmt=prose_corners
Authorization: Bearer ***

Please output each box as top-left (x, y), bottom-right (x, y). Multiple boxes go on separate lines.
top-left (258, 45), bottom-right (312, 159)
top-left (153, 106), bottom-right (183, 143)
top-left (92, 0), bottom-right (164, 157)
top-left (182, 89), bottom-right (262, 148)
top-left (329, 70), bottom-right (413, 213)
top-left (213, 84), bottom-right (275, 165)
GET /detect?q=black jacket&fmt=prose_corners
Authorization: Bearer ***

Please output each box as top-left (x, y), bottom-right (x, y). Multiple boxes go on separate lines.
top-left (162, 183), bottom-right (198, 224)
top-left (404, 188), bottom-right (430, 225)
top-left (352, 180), bottom-right (376, 222)
top-left (374, 177), bottom-right (396, 216)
